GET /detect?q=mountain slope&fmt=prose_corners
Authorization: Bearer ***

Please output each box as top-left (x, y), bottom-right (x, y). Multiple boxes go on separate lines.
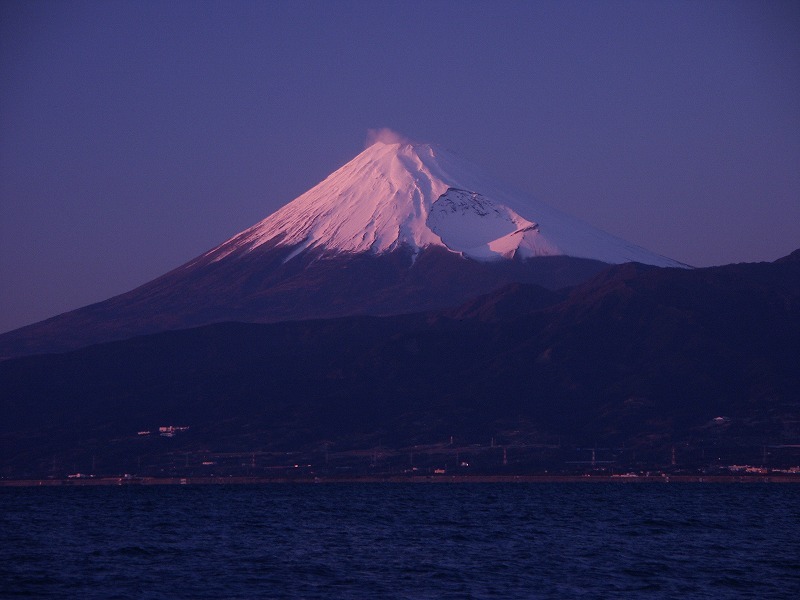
top-left (0, 140), bottom-right (685, 359)
top-left (0, 250), bottom-right (608, 358)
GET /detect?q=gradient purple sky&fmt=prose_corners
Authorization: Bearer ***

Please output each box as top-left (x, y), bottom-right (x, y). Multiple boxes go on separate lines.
top-left (1, 0), bottom-right (799, 334)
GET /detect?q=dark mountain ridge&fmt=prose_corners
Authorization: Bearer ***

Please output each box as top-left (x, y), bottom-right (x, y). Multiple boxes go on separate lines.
top-left (2, 252), bottom-right (798, 477)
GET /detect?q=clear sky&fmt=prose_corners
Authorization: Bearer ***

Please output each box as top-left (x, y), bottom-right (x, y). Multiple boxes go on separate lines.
top-left (1, 0), bottom-right (798, 334)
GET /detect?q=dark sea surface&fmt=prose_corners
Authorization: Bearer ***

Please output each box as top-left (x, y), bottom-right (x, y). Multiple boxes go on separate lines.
top-left (2, 483), bottom-right (799, 599)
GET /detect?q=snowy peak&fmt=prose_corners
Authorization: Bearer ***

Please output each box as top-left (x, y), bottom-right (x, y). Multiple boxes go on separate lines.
top-left (199, 140), bottom-right (686, 268)
top-left (202, 142), bottom-right (445, 263)
top-left (428, 188), bottom-right (550, 260)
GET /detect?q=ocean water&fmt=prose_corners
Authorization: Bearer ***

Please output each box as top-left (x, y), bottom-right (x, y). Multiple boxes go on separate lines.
top-left (2, 484), bottom-right (799, 599)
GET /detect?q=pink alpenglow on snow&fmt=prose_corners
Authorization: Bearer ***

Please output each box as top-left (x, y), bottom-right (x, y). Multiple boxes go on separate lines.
top-left (194, 138), bottom-right (687, 268)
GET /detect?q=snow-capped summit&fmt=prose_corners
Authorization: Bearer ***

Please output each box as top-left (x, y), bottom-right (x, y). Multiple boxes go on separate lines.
top-left (197, 140), bottom-right (685, 268)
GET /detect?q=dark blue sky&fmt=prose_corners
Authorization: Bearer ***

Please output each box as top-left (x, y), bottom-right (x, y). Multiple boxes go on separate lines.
top-left (1, 0), bottom-right (798, 334)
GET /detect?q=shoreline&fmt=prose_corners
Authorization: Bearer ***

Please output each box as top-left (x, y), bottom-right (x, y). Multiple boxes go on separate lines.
top-left (3, 474), bottom-right (800, 486)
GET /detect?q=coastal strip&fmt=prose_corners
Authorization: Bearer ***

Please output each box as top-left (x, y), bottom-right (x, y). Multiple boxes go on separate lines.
top-left (2, 474), bottom-right (800, 486)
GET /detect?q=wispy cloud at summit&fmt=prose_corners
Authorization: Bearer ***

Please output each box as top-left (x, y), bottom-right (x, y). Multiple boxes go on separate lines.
top-left (364, 128), bottom-right (413, 148)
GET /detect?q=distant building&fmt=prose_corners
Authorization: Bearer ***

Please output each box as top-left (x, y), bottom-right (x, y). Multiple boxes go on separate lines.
top-left (159, 425), bottom-right (189, 437)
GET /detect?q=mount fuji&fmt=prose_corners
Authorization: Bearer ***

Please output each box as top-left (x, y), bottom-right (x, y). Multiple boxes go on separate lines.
top-left (199, 140), bottom-right (683, 266)
top-left (0, 139), bottom-right (686, 358)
